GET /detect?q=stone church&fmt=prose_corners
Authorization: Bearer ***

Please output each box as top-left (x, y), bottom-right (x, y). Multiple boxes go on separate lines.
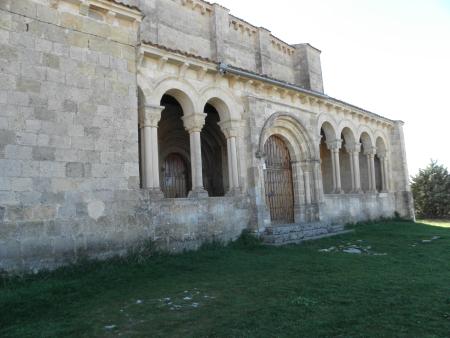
top-left (0, 0), bottom-right (414, 272)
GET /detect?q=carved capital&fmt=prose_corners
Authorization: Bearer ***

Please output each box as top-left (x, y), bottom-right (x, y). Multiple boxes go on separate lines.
top-left (377, 151), bottom-right (389, 160)
top-left (218, 119), bottom-right (243, 139)
top-left (300, 160), bottom-right (313, 173)
top-left (364, 146), bottom-right (377, 156)
top-left (345, 142), bottom-right (361, 154)
top-left (326, 139), bottom-right (342, 151)
top-left (182, 113), bottom-right (207, 133)
top-left (139, 105), bottom-right (164, 128)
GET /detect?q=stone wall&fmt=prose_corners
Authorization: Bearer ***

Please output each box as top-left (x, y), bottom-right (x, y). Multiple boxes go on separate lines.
top-left (0, 0), bottom-right (414, 273)
top-left (0, 0), bottom-right (254, 273)
top-left (321, 193), bottom-right (396, 225)
top-left (138, 0), bottom-right (323, 92)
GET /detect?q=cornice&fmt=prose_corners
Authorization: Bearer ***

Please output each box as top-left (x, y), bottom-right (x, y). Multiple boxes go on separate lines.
top-left (139, 42), bottom-right (396, 130)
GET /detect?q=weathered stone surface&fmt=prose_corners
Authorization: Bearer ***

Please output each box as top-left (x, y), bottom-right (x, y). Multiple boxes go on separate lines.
top-left (32, 146), bottom-right (55, 161)
top-left (0, 0), bottom-right (413, 274)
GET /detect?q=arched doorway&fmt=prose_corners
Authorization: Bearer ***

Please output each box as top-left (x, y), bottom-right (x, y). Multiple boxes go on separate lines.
top-left (158, 94), bottom-right (192, 198)
top-left (201, 104), bottom-right (227, 197)
top-left (264, 135), bottom-right (295, 224)
top-left (162, 153), bottom-right (189, 198)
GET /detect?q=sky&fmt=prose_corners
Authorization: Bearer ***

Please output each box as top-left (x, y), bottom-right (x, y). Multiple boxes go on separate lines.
top-left (215, 0), bottom-right (450, 177)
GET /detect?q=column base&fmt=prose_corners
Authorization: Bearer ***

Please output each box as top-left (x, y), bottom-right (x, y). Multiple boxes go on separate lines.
top-left (226, 187), bottom-right (242, 197)
top-left (333, 189), bottom-right (345, 194)
top-left (188, 188), bottom-right (209, 198)
top-left (351, 189), bottom-right (364, 194)
top-left (145, 188), bottom-right (164, 199)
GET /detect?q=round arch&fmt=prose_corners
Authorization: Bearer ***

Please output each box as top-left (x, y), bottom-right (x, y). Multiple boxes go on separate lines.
top-left (374, 131), bottom-right (390, 153)
top-left (199, 86), bottom-right (243, 121)
top-left (317, 113), bottom-right (338, 140)
top-left (138, 75), bottom-right (200, 114)
top-left (358, 126), bottom-right (375, 148)
top-left (338, 120), bottom-right (358, 145)
top-left (258, 113), bottom-right (315, 162)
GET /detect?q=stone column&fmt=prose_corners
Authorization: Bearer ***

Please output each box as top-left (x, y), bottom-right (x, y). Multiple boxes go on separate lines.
top-left (365, 147), bottom-right (377, 193)
top-left (327, 139), bottom-right (343, 194)
top-left (378, 152), bottom-right (389, 192)
top-left (301, 162), bottom-right (312, 205)
top-left (312, 159), bottom-right (323, 203)
top-left (182, 113), bottom-right (208, 198)
top-left (139, 104), bottom-right (164, 197)
top-left (219, 120), bottom-right (242, 195)
top-left (345, 142), bottom-right (362, 193)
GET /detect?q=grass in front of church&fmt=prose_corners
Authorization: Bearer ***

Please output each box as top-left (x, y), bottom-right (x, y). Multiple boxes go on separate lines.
top-left (1, 220), bottom-right (450, 337)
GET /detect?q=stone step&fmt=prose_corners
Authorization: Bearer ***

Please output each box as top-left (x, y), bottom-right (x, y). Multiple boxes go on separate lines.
top-left (262, 223), bottom-right (352, 246)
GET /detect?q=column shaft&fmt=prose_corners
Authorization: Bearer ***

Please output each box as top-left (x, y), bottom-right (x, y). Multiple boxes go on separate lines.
top-left (151, 126), bottom-right (160, 190)
top-left (367, 154), bottom-right (376, 192)
top-left (333, 149), bottom-right (342, 193)
top-left (352, 151), bottom-right (361, 192)
top-left (380, 157), bottom-right (389, 192)
top-left (371, 155), bottom-right (376, 192)
top-left (304, 170), bottom-right (312, 204)
top-left (190, 130), bottom-right (204, 191)
top-left (384, 158), bottom-right (390, 191)
top-left (139, 104), bottom-right (164, 196)
top-left (330, 149), bottom-right (337, 192)
top-left (313, 161), bottom-right (323, 203)
top-left (348, 152), bottom-right (355, 192)
top-left (143, 126), bottom-right (153, 189)
top-left (226, 138), bottom-right (233, 189)
top-left (229, 136), bottom-right (239, 190)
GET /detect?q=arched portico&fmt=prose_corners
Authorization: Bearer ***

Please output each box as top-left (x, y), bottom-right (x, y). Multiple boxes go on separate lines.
top-left (137, 77), bottom-right (243, 198)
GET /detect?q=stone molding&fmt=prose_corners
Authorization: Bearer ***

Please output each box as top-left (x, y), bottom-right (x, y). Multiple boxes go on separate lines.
top-left (53, 0), bottom-right (142, 23)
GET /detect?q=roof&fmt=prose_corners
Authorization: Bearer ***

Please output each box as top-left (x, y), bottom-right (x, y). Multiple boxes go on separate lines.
top-left (108, 0), bottom-right (141, 12)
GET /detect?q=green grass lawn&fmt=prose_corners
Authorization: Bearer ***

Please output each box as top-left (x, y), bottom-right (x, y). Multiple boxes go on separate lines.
top-left (1, 220), bottom-right (450, 337)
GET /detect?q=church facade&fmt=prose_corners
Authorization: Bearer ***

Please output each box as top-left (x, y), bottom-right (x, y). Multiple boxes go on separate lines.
top-left (0, 0), bottom-right (414, 272)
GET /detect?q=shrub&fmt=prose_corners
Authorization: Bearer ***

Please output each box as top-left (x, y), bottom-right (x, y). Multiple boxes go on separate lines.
top-left (411, 160), bottom-right (450, 218)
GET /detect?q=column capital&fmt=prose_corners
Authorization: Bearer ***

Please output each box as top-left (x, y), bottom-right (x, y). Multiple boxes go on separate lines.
top-left (182, 113), bottom-right (207, 133)
top-left (300, 160), bottom-right (313, 173)
top-left (364, 146), bottom-right (377, 156)
top-left (345, 142), bottom-right (361, 154)
top-left (326, 139), bottom-right (342, 151)
top-left (377, 151), bottom-right (389, 159)
top-left (218, 119), bottom-right (243, 139)
top-left (139, 104), bottom-right (164, 128)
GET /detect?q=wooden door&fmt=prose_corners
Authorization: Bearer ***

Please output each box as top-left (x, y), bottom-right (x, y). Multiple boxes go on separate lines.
top-left (162, 153), bottom-right (188, 198)
top-left (264, 136), bottom-right (295, 224)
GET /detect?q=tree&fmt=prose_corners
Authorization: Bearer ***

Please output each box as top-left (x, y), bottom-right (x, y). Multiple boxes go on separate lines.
top-left (411, 160), bottom-right (450, 219)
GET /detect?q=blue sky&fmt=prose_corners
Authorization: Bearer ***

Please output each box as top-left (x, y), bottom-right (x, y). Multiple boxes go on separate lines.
top-left (216, 0), bottom-right (450, 176)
